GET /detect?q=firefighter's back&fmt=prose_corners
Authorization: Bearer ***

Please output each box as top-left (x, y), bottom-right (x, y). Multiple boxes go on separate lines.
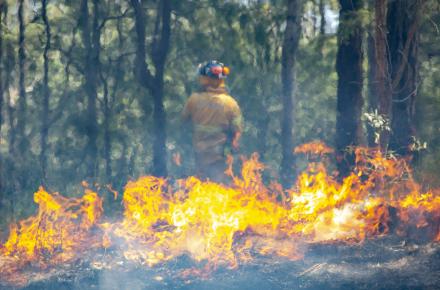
top-left (185, 91), bottom-right (239, 163)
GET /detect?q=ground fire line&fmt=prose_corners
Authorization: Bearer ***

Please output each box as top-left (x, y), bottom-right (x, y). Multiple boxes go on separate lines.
top-left (0, 142), bottom-right (439, 288)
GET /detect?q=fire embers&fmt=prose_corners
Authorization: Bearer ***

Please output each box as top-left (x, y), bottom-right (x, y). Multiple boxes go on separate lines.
top-left (1, 142), bottom-right (440, 287)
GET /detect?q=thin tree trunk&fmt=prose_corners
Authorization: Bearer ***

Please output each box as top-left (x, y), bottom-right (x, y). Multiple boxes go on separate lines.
top-left (5, 20), bottom-right (15, 156)
top-left (131, 0), bottom-right (170, 177)
top-left (335, 0), bottom-right (364, 177)
top-left (387, 0), bottom-right (421, 156)
top-left (319, 0), bottom-right (326, 35)
top-left (317, 0), bottom-right (326, 52)
top-left (128, 145), bottom-right (137, 178)
top-left (80, 0), bottom-right (99, 178)
top-left (366, 14), bottom-right (378, 146)
top-left (0, 2), bottom-right (5, 202)
top-left (151, 0), bottom-right (170, 177)
top-left (116, 141), bottom-right (128, 190)
top-left (91, 0), bottom-right (102, 177)
top-left (281, 0), bottom-right (302, 186)
top-left (131, 0), bottom-right (151, 88)
top-left (101, 68), bottom-right (111, 183)
top-left (102, 17), bottom-right (124, 184)
top-left (374, 0), bottom-right (392, 151)
top-left (40, 0), bottom-right (51, 184)
top-left (131, 0), bottom-right (154, 173)
top-left (0, 2), bottom-right (4, 140)
top-left (17, 0), bottom-right (27, 154)
top-left (312, 0), bottom-right (318, 36)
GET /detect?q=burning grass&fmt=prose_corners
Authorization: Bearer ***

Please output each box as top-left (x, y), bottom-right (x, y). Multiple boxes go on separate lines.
top-left (1, 143), bottom-right (439, 288)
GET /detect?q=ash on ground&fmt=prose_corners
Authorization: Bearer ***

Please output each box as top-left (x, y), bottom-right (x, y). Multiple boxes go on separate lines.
top-left (1, 237), bottom-right (439, 290)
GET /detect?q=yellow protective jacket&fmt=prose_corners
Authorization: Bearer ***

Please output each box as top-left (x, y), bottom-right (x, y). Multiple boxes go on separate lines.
top-left (182, 87), bottom-right (242, 166)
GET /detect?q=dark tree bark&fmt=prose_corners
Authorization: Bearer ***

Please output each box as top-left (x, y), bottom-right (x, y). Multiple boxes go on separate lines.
top-left (0, 2), bottom-right (4, 141)
top-left (40, 0), bottom-right (51, 184)
top-left (387, 0), bottom-right (421, 156)
top-left (335, 0), bottom-right (364, 177)
top-left (101, 17), bottom-right (124, 184)
top-left (115, 141), bottom-right (129, 190)
top-left (79, 0), bottom-right (99, 178)
top-left (151, 0), bottom-right (170, 177)
top-left (280, 0), bottom-right (302, 186)
top-left (373, 0), bottom-right (393, 151)
top-left (319, 0), bottom-right (326, 35)
top-left (101, 66), bottom-right (111, 183)
top-left (17, 0), bottom-right (27, 154)
top-left (131, 0), bottom-right (171, 177)
top-left (366, 0), bottom-right (375, 146)
top-left (0, 2), bottom-right (5, 200)
top-left (5, 14), bottom-right (15, 157)
top-left (366, 14), bottom-right (378, 147)
top-left (316, 0), bottom-right (326, 52)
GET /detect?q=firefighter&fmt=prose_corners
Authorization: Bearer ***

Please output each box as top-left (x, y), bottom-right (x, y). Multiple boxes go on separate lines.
top-left (182, 60), bottom-right (243, 183)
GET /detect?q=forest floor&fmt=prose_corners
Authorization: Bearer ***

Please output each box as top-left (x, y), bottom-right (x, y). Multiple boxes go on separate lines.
top-left (1, 236), bottom-right (439, 290)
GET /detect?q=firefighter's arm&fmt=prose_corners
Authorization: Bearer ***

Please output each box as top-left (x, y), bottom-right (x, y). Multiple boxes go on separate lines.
top-left (230, 101), bottom-right (243, 151)
top-left (232, 131), bottom-right (241, 151)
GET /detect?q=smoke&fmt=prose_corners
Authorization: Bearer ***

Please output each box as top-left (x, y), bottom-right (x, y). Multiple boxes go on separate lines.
top-left (96, 268), bottom-right (147, 290)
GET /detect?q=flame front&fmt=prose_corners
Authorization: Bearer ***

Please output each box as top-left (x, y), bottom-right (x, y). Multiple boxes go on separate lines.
top-left (1, 143), bottom-right (439, 285)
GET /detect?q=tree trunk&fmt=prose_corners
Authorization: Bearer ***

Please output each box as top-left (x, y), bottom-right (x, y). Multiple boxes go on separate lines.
top-left (0, 2), bottom-right (4, 140)
top-left (79, 0), bottom-right (99, 178)
top-left (40, 0), bottom-right (51, 184)
top-left (151, 0), bottom-right (171, 176)
top-left (280, 0), bottom-right (302, 186)
top-left (319, 0), bottom-right (326, 35)
top-left (366, 15), bottom-right (378, 147)
top-left (0, 2), bottom-right (5, 202)
top-left (151, 0), bottom-right (170, 178)
top-left (335, 0), bottom-right (364, 177)
top-left (387, 0), bottom-right (421, 156)
top-left (5, 17), bottom-right (15, 157)
top-left (131, 0), bottom-right (170, 177)
top-left (17, 0), bottom-right (27, 155)
top-left (316, 0), bottom-right (326, 52)
top-left (101, 67), bottom-right (111, 183)
top-left (373, 0), bottom-right (393, 151)
top-left (101, 17), bottom-right (124, 184)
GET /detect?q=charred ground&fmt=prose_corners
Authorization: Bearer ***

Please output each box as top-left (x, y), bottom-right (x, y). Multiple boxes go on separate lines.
top-left (2, 237), bottom-right (439, 290)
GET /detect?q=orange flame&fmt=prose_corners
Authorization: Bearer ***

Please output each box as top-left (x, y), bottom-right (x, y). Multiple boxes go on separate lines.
top-left (3, 187), bottom-right (103, 262)
top-left (1, 142), bottom-right (439, 286)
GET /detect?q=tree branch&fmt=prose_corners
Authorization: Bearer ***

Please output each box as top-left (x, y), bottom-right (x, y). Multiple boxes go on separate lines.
top-left (98, 8), bottom-right (130, 31)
